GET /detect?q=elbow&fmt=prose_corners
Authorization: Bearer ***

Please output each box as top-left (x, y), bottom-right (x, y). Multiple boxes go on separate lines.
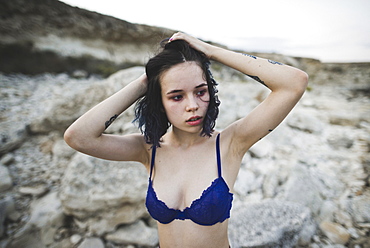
top-left (293, 70), bottom-right (309, 95)
top-left (64, 127), bottom-right (82, 151)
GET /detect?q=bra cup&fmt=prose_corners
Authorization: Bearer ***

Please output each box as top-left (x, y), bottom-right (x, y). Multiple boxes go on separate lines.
top-left (185, 178), bottom-right (233, 225)
top-left (146, 180), bottom-right (178, 224)
top-left (146, 177), bottom-right (233, 226)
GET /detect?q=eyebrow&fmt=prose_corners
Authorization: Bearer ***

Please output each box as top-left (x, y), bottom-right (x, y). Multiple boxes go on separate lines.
top-left (166, 83), bottom-right (208, 95)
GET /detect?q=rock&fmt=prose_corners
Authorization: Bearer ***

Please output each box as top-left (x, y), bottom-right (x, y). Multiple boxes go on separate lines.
top-left (72, 70), bottom-right (88, 79)
top-left (0, 127), bottom-right (27, 156)
top-left (52, 139), bottom-right (76, 159)
top-left (0, 201), bottom-right (5, 238)
top-left (0, 153), bottom-right (15, 166)
top-left (105, 220), bottom-right (158, 247)
top-left (28, 66), bottom-right (144, 134)
top-left (0, 165), bottom-right (12, 192)
top-left (0, 0), bottom-right (174, 75)
top-left (77, 237), bottom-right (105, 248)
top-left (15, 191), bottom-right (66, 246)
top-left (229, 199), bottom-right (315, 248)
top-left (318, 200), bottom-right (338, 222)
top-left (346, 190), bottom-right (370, 223)
top-left (249, 139), bottom-right (274, 158)
top-left (322, 245), bottom-right (346, 248)
top-left (233, 167), bottom-right (259, 196)
top-left (286, 109), bottom-right (325, 134)
top-left (319, 221), bottom-right (350, 245)
top-left (19, 183), bottom-right (49, 196)
top-left (60, 153), bottom-right (148, 235)
top-left (70, 234), bottom-right (82, 245)
top-left (278, 164), bottom-right (324, 215)
top-left (329, 112), bottom-right (362, 127)
top-left (327, 133), bottom-right (354, 150)
top-left (0, 195), bottom-right (20, 225)
top-left (6, 231), bottom-right (46, 248)
top-left (334, 209), bottom-right (353, 228)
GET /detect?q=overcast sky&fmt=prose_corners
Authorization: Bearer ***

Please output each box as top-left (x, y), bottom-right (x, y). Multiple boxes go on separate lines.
top-left (60, 0), bottom-right (370, 62)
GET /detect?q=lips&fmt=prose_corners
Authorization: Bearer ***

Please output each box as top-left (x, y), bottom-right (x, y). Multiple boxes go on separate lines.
top-left (186, 116), bottom-right (203, 126)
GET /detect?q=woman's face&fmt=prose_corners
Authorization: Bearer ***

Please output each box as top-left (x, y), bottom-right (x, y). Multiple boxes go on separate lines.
top-left (160, 61), bottom-right (210, 134)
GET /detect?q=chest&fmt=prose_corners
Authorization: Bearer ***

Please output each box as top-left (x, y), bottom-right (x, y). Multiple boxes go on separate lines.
top-left (151, 146), bottom-right (222, 210)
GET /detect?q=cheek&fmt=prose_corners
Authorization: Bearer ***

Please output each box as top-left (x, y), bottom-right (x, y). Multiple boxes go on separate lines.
top-left (162, 101), bottom-right (182, 117)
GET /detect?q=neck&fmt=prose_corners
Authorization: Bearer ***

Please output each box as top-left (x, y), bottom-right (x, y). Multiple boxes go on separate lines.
top-left (165, 128), bottom-right (207, 148)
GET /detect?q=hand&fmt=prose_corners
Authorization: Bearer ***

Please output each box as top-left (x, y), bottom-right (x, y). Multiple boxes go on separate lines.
top-left (168, 32), bottom-right (215, 59)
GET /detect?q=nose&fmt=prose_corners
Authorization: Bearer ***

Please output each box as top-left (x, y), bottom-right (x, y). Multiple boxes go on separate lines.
top-left (185, 96), bottom-right (199, 112)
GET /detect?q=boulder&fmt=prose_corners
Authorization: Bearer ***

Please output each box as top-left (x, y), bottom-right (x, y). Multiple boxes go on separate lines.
top-left (105, 220), bottom-right (158, 247)
top-left (12, 191), bottom-right (65, 246)
top-left (286, 109), bottom-right (325, 134)
top-left (77, 237), bottom-right (105, 248)
top-left (60, 152), bottom-right (148, 235)
top-left (229, 199), bottom-right (315, 248)
top-left (278, 164), bottom-right (324, 215)
top-left (28, 66), bottom-right (144, 134)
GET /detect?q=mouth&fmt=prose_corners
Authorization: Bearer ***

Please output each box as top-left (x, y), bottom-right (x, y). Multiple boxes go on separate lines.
top-left (186, 116), bottom-right (202, 122)
top-left (186, 116), bottom-right (203, 126)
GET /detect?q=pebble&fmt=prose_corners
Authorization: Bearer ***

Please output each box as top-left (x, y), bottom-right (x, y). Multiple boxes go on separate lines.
top-left (70, 234), bottom-right (82, 245)
top-left (319, 221), bottom-right (350, 245)
top-left (0, 154), bottom-right (15, 166)
top-left (18, 184), bottom-right (48, 196)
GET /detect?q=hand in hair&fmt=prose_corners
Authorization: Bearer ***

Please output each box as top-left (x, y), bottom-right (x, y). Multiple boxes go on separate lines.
top-left (169, 32), bottom-right (217, 59)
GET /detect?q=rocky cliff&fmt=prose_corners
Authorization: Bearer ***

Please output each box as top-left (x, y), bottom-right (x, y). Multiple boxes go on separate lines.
top-left (0, 0), bottom-right (370, 248)
top-left (0, 0), bottom-right (174, 76)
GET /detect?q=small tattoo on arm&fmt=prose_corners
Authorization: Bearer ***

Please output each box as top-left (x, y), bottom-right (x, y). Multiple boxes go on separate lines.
top-left (268, 59), bottom-right (283, 65)
top-left (105, 114), bottom-right (118, 129)
top-left (269, 129), bottom-right (273, 132)
top-left (246, 74), bottom-right (269, 88)
top-left (242, 53), bottom-right (257, 59)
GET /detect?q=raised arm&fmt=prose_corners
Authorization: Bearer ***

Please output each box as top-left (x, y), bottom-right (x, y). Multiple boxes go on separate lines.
top-left (169, 32), bottom-right (309, 154)
top-left (64, 74), bottom-right (150, 164)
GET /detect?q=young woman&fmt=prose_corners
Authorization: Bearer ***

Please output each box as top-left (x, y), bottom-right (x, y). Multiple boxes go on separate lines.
top-left (64, 32), bottom-right (308, 248)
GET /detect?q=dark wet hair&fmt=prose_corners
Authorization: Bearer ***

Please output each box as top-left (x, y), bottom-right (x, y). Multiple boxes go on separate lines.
top-left (134, 39), bottom-right (220, 147)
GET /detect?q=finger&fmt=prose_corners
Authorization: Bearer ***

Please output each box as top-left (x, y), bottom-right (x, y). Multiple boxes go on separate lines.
top-left (169, 32), bottom-right (185, 42)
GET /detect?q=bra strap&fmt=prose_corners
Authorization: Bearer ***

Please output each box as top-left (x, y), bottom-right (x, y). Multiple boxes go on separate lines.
top-left (150, 145), bottom-right (156, 180)
top-left (216, 133), bottom-right (222, 177)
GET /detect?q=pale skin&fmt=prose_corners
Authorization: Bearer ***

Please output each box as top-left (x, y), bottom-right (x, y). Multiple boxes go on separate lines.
top-left (64, 32), bottom-right (309, 248)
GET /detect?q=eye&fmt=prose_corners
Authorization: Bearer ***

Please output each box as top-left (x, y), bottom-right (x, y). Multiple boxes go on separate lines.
top-left (196, 90), bottom-right (207, 97)
top-left (171, 95), bottom-right (183, 101)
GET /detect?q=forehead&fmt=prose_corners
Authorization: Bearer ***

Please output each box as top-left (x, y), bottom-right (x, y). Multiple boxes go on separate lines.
top-left (160, 62), bottom-right (206, 91)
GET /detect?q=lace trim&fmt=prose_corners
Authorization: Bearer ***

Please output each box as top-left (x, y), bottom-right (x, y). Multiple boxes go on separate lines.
top-left (148, 177), bottom-right (231, 212)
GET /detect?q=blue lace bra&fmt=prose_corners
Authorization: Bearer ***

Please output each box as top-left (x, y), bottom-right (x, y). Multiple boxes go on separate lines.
top-left (145, 134), bottom-right (233, 226)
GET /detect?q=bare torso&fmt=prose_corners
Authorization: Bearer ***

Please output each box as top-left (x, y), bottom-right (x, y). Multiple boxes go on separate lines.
top-left (145, 131), bottom-right (241, 248)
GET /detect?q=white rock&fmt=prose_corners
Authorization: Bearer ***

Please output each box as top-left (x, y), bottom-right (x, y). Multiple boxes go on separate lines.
top-left (19, 183), bottom-right (48, 196)
top-left (286, 109), bottom-right (325, 134)
top-left (0, 165), bottom-right (12, 192)
top-left (78, 237), bottom-right (104, 248)
top-left (70, 234), bottom-right (82, 245)
top-left (278, 164), bottom-right (324, 215)
top-left (319, 200), bottom-right (338, 222)
top-left (234, 168), bottom-right (257, 196)
top-left (60, 153), bottom-right (148, 235)
top-left (229, 199), bottom-right (315, 248)
top-left (105, 220), bottom-right (158, 247)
